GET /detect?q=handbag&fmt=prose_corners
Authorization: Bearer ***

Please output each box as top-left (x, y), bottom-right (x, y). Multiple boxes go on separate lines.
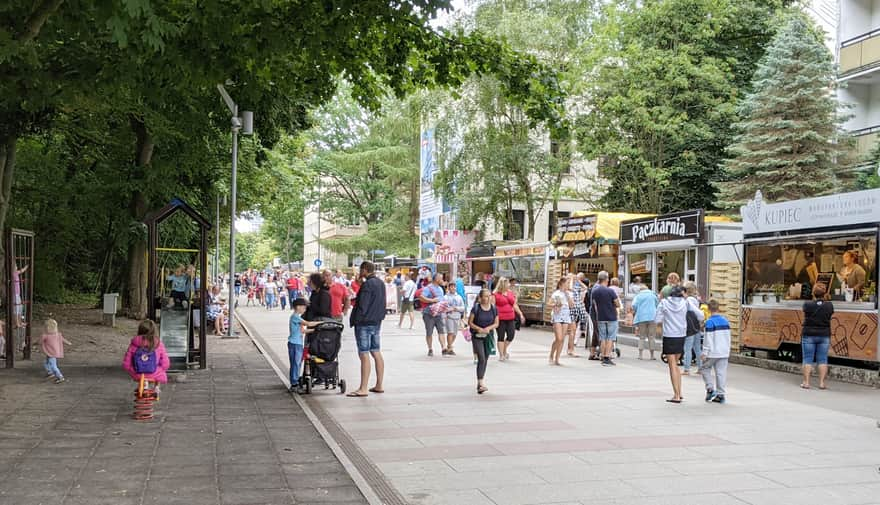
top-left (484, 331), bottom-right (496, 356)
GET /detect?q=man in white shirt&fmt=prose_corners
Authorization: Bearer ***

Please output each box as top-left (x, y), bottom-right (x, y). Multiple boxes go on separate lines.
top-left (398, 273), bottom-right (417, 329)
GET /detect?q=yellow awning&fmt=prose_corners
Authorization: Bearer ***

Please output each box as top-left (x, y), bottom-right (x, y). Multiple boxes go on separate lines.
top-left (567, 211), bottom-right (653, 241)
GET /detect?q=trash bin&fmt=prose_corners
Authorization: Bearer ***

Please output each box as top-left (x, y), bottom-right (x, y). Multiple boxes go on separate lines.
top-left (103, 293), bottom-right (119, 327)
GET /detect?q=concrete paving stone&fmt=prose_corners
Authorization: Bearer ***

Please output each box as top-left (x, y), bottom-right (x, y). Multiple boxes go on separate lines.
top-left (757, 466), bottom-right (880, 488)
top-left (22, 447), bottom-right (91, 459)
top-left (0, 437), bottom-right (40, 449)
top-left (143, 492), bottom-right (220, 505)
top-left (377, 459), bottom-right (458, 477)
top-left (672, 455), bottom-right (806, 476)
top-left (67, 483), bottom-right (139, 497)
top-left (218, 462), bottom-right (282, 476)
top-left (493, 437), bottom-right (616, 455)
top-left (215, 452), bottom-right (277, 465)
top-left (358, 437), bottom-right (425, 450)
top-left (405, 489), bottom-right (497, 505)
top-left (150, 461), bottom-right (216, 478)
top-left (219, 472), bottom-right (287, 490)
top-left (145, 476), bottom-right (219, 495)
top-left (281, 461), bottom-right (347, 477)
top-left (0, 493), bottom-right (64, 505)
top-left (276, 447), bottom-right (339, 464)
top-left (687, 441), bottom-right (816, 459)
top-left (291, 485), bottom-right (365, 503)
top-left (219, 488), bottom-right (294, 505)
top-left (393, 468), bottom-right (546, 493)
top-left (787, 450), bottom-right (880, 469)
top-left (731, 484), bottom-right (880, 505)
top-left (34, 437), bottom-right (99, 449)
top-left (0, 477), bottom-right (71, 494)
top-left (532, 461), bottom-right (679, 483)
top-left (480, 479), bottom-right (644, 505)
top-left (63, 497), bottom-right (142, 505)
top-left (367, 443), bottom-right (504, 463)
top-left (799, 438), bottom-right (880, 453)
top-left (626, 472), bottom-right (783, 496)
top-left (605, 493), bottom-right (753, 505)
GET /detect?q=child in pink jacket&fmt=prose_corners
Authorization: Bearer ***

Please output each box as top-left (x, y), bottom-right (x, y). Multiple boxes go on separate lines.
top-left (122, 320), bottom-right (170, 390)
top-left (41, 318), bottom-right (72, 384)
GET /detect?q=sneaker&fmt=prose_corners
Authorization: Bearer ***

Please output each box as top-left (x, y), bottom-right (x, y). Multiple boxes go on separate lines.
top-left (428, 349), bottom-right (434, 357)
top-left (705, 389), bottom-right (717, 403)
top-left (448, 350), bottom-right (456, 356)
top-left (54, 377), bottom-right (66, 384)
top-left (441, 349), bottom-right (449, 356)
top-left (46, 373), bottom-right (56, 379)
top-left (601, 358), bottom-right (612, 366)
top-left (712, 395), bottom-right (726, 404)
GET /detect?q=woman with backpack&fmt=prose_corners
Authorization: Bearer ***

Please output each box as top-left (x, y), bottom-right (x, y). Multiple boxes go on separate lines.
top-left (122, 320), bottom-right (171, 392)
top-left (468, 289), bottom-right (498, 394)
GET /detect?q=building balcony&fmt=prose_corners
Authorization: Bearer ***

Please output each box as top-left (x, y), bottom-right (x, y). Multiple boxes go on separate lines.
top-left (840, 29), bottom-right (880, 77)
top-left (850, 125), bottom-right (880, 158)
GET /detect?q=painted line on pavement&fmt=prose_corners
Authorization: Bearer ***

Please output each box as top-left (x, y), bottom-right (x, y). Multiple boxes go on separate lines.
top-left (236, 311), bottom-right (395, 505)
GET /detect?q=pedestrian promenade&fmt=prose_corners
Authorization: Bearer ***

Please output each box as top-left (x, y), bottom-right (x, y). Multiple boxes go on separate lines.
top-left (238, 305), bottom-right (880, 505)
top-left (0, 322), bottom-right (367, 505)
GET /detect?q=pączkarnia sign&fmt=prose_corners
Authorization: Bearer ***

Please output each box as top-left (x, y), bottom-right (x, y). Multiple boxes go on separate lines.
top-left (741, 189), bottom-right (880, 235)
top-left (620, 210), bottom-right (704, 245)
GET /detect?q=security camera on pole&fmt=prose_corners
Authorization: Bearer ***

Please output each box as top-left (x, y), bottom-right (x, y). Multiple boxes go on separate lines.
top-left (217, 84), bottom-right (253, 338)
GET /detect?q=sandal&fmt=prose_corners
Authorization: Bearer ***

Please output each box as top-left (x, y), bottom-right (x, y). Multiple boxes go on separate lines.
top-left (369, 387), bottom-right (384, 393)
top-left (346, 392), bottom-right (368, 397)
top-left (477, 385), bottom-right (488, 394)
top-left (666, 398), bottom-right (682, 404)
top-left (800, 383), bottom-right (811, 389)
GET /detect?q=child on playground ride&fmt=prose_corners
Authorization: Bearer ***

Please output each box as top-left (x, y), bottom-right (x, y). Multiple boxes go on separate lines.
top-left (123, 320), bottom-right (170, 394)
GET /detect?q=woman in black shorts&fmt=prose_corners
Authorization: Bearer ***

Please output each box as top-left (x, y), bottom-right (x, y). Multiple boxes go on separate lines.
top-left (655, 286), bottom-right (689, 403)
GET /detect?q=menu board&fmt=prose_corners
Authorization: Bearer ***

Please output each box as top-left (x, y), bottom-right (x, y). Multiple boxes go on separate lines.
top-left (554, 215), bottom-right (597, 243)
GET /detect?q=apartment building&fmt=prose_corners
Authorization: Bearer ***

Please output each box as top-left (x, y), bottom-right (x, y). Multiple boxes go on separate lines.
top-left (837, 0), bottom-right (880, 159)
top-left (302, 205), bottom-right (367, 272)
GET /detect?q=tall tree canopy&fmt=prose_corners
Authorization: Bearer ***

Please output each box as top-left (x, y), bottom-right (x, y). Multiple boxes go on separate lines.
top-left (719, 12), bottom-right (855, 207)
top-left (576, 0), bottom-right (791, 213)
top-left (3, 1), bottom-right (566, 310)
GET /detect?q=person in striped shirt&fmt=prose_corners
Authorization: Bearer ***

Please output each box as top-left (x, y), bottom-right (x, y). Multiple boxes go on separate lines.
top-left (700, 300), bottom-right (731, 404)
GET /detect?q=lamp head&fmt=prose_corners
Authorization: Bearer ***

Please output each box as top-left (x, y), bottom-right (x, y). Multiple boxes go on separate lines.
top-left (241, 111), bottom-right (254, 135)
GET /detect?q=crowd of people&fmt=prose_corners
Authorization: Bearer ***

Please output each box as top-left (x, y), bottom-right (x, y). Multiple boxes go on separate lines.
top-left (232, 263), bottom-right (836, 403)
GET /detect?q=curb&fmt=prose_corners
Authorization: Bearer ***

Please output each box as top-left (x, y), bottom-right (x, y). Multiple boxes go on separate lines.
top-left (235, 311), bottom-right (388, 505)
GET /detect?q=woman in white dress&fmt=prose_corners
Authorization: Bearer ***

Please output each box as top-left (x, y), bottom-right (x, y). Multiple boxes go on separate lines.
top-left (549, 277), bottom-right (573, 366)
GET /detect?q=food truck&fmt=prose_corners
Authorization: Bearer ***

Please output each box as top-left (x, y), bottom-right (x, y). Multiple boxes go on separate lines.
top-left (740, 190), bottom-right (879, 364)
top-left (494, 242), bottom-right (552, 322)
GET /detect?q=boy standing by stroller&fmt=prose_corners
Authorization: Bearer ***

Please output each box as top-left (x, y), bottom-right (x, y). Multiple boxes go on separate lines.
top-left (701, 300), bottom-right (731, 404)
top-left (288, 298), bottom-right (321, 393)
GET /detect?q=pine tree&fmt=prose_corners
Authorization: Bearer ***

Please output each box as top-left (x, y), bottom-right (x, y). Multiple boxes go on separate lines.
top-left (718, 12), bottom-right (854, 208)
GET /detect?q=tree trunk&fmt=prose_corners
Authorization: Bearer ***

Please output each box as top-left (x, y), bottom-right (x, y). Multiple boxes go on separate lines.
top-left (125, 117), bottom-right (154, 320)
top-left (0, 134), bottom-right (18, 299)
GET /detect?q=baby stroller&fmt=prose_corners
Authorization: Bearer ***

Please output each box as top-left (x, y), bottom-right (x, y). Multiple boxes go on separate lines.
top-left (300, 320), bottom-right (346, 394)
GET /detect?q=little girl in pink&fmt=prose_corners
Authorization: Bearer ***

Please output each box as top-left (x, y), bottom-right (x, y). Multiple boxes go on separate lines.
top-left (41, 319), bottom-right (71, 384)
top-left (122, 320), bottom-right (170, 391)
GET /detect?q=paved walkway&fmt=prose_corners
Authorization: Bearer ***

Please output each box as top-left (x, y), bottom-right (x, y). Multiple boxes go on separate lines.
top-left (0, 324), bottom-right (367, 505)
top-left (238, 305), bottom-right (880, 505)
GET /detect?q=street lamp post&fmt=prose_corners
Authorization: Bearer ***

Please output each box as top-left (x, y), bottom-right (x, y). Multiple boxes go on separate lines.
top-left (217, 84), bottom-right (253, 338)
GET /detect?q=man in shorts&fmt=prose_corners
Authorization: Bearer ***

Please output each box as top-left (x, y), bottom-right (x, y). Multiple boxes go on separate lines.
top-left (398, 273), bottom-right (417, 329)
top-left (418, 273), bottom-right (446, 357)
top-left (591, 271), bottom-right (620, 366)
top-left (348, 261), bottom-right (386, 397)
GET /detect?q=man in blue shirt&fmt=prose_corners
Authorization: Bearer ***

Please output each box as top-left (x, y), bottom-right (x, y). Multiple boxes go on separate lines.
top-left (591, 271), bottom-right (620, 366)
top-left (631, 287), bottom-right (659, 360)
top-left (289, 298), bottom-right (320, 393)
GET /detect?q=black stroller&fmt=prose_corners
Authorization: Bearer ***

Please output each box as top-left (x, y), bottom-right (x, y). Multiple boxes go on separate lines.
top-left (300, 320), bottom-right (346, 394)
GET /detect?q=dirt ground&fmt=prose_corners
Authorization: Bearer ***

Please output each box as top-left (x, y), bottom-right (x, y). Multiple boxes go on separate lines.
top-left (14, 304), bottom-right (141, 369)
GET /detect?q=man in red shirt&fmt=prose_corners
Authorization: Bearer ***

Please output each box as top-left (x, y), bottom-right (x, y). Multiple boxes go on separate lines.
top-left (323, 269), bottom-right (350, 323)
top-left (286, 273), bottom-right (302, 304)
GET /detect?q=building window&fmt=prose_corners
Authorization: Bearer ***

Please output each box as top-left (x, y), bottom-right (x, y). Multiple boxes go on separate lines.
top-left (549, 211), bottom-right (571, 241)
top-left (504, 210), bottom-right (526, 240)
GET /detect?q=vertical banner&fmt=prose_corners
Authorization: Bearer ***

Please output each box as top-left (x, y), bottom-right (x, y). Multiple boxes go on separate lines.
top-left (420, 129), bottom-right (442, 259)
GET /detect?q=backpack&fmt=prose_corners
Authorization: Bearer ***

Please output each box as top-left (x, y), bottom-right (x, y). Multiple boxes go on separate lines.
top-left (685, 301), bottom-right (702, 336)
top-left (133, 346), bottom-right (158, 374)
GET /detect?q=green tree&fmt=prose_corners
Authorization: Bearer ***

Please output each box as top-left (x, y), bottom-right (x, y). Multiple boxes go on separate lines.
top-left (576, 0), bottom-right (790, 213)
top-left (719, 12), bottom-right (855, 207)
top-left (857, 143), bottom-right (880, 190)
